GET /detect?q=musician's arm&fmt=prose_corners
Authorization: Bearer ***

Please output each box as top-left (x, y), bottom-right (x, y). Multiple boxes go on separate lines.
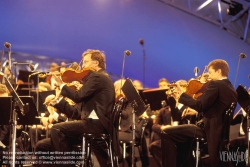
top-left (54, 98), bottom-right (81, 119)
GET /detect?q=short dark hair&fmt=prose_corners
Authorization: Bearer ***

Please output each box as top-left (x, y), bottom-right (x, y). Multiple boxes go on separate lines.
top-left (208, 59), bottom-right (229, 77)
top-left (82, 49), bottom-right (106, 70)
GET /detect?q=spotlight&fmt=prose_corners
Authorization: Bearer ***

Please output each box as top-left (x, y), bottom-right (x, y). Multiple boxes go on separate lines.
top-left (227, 1), bottom-right (243, 16)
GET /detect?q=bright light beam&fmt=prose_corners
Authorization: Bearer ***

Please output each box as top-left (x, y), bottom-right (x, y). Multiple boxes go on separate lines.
top-left (196, 0), bottom-right (213, 11)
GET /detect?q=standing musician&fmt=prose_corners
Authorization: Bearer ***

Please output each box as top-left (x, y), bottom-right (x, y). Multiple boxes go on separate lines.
top-left (46, 49), bottom-right (118, 167)
top-left (161, 59), bottom-right (237, 167)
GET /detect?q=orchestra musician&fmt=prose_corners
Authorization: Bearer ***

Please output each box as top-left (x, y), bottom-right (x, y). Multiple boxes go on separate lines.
top-left (133, 79), bottom-right (143, 90)
top-left (0, 65), bottom-right (16, 85)
top-left (158, 78), bottom-right (170, 89)
top-left (45, 62), bottom-right (60, 89)
top-left (229, 87), bottom-right (250, 167)
top-left (149, 79), bottom-right (189, 167)
top-left (114, 79), bottom-right (149, 167)
top-left (0, 84), bottom-right (10, 149)
top-left (161, 59), bottom-right (237, 167)
top-left (29, 94), bottom-right (69, 152)
top-left (45, 49), bottom-right (118, 167)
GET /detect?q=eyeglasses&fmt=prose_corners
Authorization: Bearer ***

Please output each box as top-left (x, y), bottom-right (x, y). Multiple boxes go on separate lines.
top-left (83, 60), bottom-right (93, 64)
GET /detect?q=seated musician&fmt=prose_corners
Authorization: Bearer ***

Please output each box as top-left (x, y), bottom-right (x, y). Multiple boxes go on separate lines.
top-left (114, 79), bottom-right (149, 167)
top-left (133, 79), bottom-right (143, 90)
top-left (149, 79), bottom-right (192, 167)
top-left (29, 94), bottom-right (68, 151)
top-left (158, 78), bottom-right (170, 89)
top-left (0, 84), bottom-right (10, 149)
top-left (229, 87), bottom-right (250, 167)
top-left (0, 65), bottom-right (16, 85)
top-left (45, 62), bottom-right (60, 89)
top-left (36, 49), bottom-right (116, 167)
top-left (161, 59), bottom-right (237, 167)
top-left (144, 77), bottom-right (171, 143)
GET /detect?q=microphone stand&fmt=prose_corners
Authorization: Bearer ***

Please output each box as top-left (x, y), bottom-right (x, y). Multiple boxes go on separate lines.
top-left (131, 100), bottom-right (137, 167)
top-left (142, 46), bottom-right (146, 88)
top-left (234, 53), bottom-right (246, 88)
top-left (120, 51), bottom-right (131, 95)
top-left (4, 76), bottom-right (29, 167)
top-left (139, 39), bottom-right (146, 88)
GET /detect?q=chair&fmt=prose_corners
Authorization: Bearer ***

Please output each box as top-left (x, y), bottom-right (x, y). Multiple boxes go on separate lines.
top-left (119, 116), bottom-right (149, 167)
top-left (193, 102), bottom-right (237, 167)
top-left (81, 97), bottom-right (126, 167)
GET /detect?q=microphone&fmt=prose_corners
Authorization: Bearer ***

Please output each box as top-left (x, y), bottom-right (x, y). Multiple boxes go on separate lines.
top-left (240, 53), bottom-right (247, 58)
top-left (4, 42), bottom-right (11, 49)
top-left (124, 50), bottom-right (131, 56)
top-left (234, 53), bottom-right (247, 87)
top-left (194, 67), bottom-right (199, 77)
top-left (139, 38), bottom-right (144, 46)
top-left (121, 50), bottom-right (131, 79)
top-left (28, 71), bottom-right (46, 77)
top-left (139, 38), bottom-right (146, 88)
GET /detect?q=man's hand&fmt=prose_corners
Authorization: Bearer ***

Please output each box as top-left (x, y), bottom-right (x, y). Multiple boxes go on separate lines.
top-left (161, 125), bottom-right (172, 131)
top-left (182, 108), bottom-right (197, 118)
top-left (52, 74), bottom-right (64, 87)
top-left (41, 117), bottom-right (49, 127)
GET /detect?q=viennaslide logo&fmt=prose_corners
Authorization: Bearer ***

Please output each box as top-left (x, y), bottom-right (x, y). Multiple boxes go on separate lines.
top-left (219, 147), bottom-right (247, 166)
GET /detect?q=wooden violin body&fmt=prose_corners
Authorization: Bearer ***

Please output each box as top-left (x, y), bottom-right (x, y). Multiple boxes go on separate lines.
top-left (185, 79), bottom-right (210, 99)
top-left (61, 68), bottom-right (94, 84)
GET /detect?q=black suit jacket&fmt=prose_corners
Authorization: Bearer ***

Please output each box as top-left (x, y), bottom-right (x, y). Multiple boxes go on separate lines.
top-left (57, 69), bottom-right (115, 133)
top-left (179, 79), bottom-right (237, 166)
top-left (54, 99), bottom-right (82, 120)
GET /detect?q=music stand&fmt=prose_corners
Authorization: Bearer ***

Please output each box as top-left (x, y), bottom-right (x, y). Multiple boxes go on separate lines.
top-left (236, 84), bottom-right (250, 166)
top-left (121, 78), bottom-right (147, 167)
top-left (18, 70), bottom-right (41, 87)
top-left (142, 88), bottom-right (168, 110)
top-left (4, 76), bottom-right (29, 167)
top-left (237, 85), bottom-right (250, 114)
top-left (0, 97), bottom-right (12, 125)
top-left (16, 96), bottom-right (40, 125)
top-left (38, 90), bottom-right (56, 113)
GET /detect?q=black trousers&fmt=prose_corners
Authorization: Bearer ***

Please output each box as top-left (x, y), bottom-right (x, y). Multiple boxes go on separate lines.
top-left (34, 119), bottom-right (109, 166)
top-left (29, 127), bottom-right (46, 150)
top-left (229, 136), bottom-right (247, 167)
top-left (149, 139), bottom-right (162, 167)
top-left (161, 124), bottom-right (205, 167)
top-left (50, 119), bottom-right (109, 167)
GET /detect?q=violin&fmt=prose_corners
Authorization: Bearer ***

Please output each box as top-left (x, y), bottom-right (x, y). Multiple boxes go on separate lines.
top-left (61, 67), bottom-right (95, 84)
top-left (185, 68), bottom-right (210, 99)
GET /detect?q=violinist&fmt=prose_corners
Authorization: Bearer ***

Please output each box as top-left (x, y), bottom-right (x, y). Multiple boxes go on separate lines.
top-left (161, 59), bottom-right (237, 167)
top-left (45, 49), bottom-right (118, 167)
